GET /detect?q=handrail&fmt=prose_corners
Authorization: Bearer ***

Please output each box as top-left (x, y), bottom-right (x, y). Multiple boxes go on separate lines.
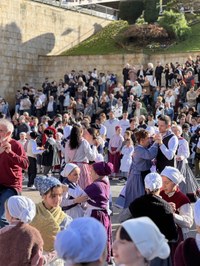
top-left (30, 0), bottom-right (119, 20)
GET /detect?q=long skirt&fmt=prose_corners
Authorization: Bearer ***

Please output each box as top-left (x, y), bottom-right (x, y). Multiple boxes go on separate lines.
top-left (91, 209), bottom-right (112, 263)
top-left (124, 172), bottom-right (145, 208)
top-left (108, 147), bottom-right (121, 174)
top-left (177, 161), bottom-right (199, 195)
top-left (73, 162), bottom-right (93, 190)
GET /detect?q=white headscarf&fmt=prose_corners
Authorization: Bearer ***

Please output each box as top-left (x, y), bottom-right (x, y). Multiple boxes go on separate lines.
top-left (144, 172), bottom-right (162, 191)
top-left (61, 163), bottom-right (78, 177)
top-left (194, 199), bottom-right (200, 226)
top-left (55, 217), bottom-right (107, 264)
top-left (7, 196), bottom-right (36, 223)
top-left (161, 166), bottom-right (185, 185)
top-left (122, 217), bottom-right (170, 261)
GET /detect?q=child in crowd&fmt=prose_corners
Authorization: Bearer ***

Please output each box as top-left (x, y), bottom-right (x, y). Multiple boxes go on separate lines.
top-left (55, 217), bottom-right (107, 266)
top-left (113, 217), bottom-right (170, 266)
top-left (31, 176), bottom-right (72, 264)
top-left (0, 196), bottom-right (44, 266)
top-left (108, 126), bottom-right (124, 178)
top-left (120, 138), bottom-right (134, 180)
top-left (18, 132), bottom-right (27, 148)
top-left (84, 161), bottom-right (113, 263)
top-left (61, 163), bottom-right (88, 219)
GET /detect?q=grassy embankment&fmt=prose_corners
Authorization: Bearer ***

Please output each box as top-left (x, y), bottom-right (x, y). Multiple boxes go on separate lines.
top-left (61, 21), bottom-right (200, 56)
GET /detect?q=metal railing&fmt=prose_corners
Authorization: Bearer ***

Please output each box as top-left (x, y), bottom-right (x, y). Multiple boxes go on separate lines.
top-left (30, 0), bottom-right (119, 20)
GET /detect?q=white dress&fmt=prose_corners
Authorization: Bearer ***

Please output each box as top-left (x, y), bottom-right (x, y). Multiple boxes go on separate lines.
top-left (120, 146), bottom-right (134, 172)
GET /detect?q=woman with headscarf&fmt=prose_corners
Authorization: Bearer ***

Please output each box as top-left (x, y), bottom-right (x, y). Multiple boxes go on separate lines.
top-left (31, 176), bottom-right (72, 265)
top-left (84, 161), bottom-right (113, 264)
top-left (0, 196), bottom-right (44, 266)
top-left (129, 173), bottom-right (178, 243)
top-left (124, 129), bottom-right (159, 208)
top-left (129, 173), bottom-right (178, 266)
top-left (160, 166), bottom-right (193, 262)
top-left (55, 217), bottom-right (107, 266)
top-left (174, 199), bottom-right (200, 266)
top-left (113, 217), bottom-right (170, 266)
top-left (64, 124), bottom-right (98, 189)
top-left (61, 163), bottom-right (88, 219)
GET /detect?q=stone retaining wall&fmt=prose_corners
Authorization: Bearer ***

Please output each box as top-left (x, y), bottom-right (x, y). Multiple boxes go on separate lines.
top-left (38, 52), bottom-right (200, 87)
top-left (0, 0), bottom-right (110, 104)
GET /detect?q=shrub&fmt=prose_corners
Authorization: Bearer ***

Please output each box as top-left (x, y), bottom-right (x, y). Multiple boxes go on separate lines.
top-left (143, 0), bottom-right (160, 23)
top-left (119, 0), bottom-right (144, 24)
top-left (158, 10), bottom-right (191, 40)
top-left (122, 24), bottom-right (168, 43)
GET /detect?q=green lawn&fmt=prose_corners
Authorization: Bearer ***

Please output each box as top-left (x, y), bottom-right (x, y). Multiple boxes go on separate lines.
top-left (165, 23), bottom-right (200, 53)
top-left (62, 21), bottom-right (200, 56)
top-left (61, 21), bottom-right (129, 56)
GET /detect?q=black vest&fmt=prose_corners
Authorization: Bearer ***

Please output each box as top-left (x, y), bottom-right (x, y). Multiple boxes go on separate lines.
top-left (157, 134), bottom-right (176, 173)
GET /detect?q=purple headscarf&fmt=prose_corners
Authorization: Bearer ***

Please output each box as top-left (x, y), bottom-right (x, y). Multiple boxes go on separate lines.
top-left (92, 162), bottom-right (113, 176)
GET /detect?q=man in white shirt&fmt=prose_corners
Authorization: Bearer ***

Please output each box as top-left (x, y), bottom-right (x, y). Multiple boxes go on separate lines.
top-left (104, 111), bottom-right (119, 140)
top-left (155, 115), bottom-right (178, 173)
top-left (118, 111), bottom-right (130, 136)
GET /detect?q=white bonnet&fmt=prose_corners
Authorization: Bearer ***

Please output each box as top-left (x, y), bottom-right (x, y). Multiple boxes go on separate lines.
top-left (61, 163), bottom-right (78, 177)
top-left (122, 217), bottom-right (170, 261)
top-left (7, 196), bottom-right (36, 223)
top-left (55, 217), bottom-right (107, 264)
top-left (161, 166), bottom-right (185, 185)
top-left (144, 172), bottom-right (162, 191)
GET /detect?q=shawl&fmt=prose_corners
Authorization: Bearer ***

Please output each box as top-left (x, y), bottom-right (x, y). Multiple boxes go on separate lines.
top-left (0, 222), bottom-right (43, 266)
top-left (31, 202), bottom-right (66, 252)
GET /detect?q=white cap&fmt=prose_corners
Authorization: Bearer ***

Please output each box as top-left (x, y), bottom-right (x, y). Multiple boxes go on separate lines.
top-left (144, 172), bottom-right (162, 191)
top-left (7, 196), bottom-right (36, 223)
top-left (55, 217), bottom-right (107, 264)
top-left (61, 163), bottom-right (78, 177)
top-left (161, 166), bottom-right (185, 185)
top-left (122, 217), bottom-right (170, 260)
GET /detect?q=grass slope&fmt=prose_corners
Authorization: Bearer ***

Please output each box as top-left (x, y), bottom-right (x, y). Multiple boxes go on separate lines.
top-left (62, 21), bottom-right (200, 56)
top-left (62, 21), bottom-right (128, 56)
top-left (165, 23), bottom-right (200, 53)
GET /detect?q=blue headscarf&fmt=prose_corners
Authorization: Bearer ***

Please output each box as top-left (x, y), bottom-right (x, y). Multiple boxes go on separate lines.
top-left (34, 176), bottom-right (62, 195)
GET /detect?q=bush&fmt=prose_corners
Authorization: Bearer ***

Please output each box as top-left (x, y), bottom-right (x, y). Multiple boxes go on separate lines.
top-left (119, 0), bottom-right (144, 24)
top-left (144, 0), bottom-right (160, 23)
top-left (158, 10), bottom-right (191, 40)
top-left (120, 24), bottom-right (168, 44)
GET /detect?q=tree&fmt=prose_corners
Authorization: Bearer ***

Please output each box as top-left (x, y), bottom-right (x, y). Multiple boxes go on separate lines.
top-left (158, 9), bottom-right (191, 40)
top-left (144, 0), bottom-right (160, 23)
top-left (119, 0), bottom-right (144, 24)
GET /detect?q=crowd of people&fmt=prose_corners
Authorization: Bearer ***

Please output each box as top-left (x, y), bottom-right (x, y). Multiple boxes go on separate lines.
top-left (0, 54), bottom-right (200, 265)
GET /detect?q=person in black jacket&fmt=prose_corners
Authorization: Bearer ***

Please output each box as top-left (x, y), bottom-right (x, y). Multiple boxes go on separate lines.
top-left (129, 172), bottom-right (178, 243)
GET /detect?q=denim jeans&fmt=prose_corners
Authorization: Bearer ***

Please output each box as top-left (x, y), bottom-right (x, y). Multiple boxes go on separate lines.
top-left (0, 188), bottom-right (17, 228)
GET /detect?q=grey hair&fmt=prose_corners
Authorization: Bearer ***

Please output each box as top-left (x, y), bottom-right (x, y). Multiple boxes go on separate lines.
top-left (0, 119), bottom-right (14, 134)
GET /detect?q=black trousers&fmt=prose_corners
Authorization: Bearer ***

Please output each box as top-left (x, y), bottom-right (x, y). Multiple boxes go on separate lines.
top-left (28, 156), bottom-right (37, 187)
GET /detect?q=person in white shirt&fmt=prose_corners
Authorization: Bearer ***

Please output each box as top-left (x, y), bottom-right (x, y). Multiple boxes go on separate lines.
top-left (104, 111), bottom-right (119, 140)
top-left (118, 111), bottom-right (130, 136)
top-left (26, 131), bottom-right (44, 188)
top-left (172, 124), bottom-right (199, 195)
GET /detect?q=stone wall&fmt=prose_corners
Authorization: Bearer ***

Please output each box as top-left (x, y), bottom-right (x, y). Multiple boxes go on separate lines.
top-left (0, 0), bottom-right (110, 104)
top-left (38, 52), bottom-right (200, 86)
